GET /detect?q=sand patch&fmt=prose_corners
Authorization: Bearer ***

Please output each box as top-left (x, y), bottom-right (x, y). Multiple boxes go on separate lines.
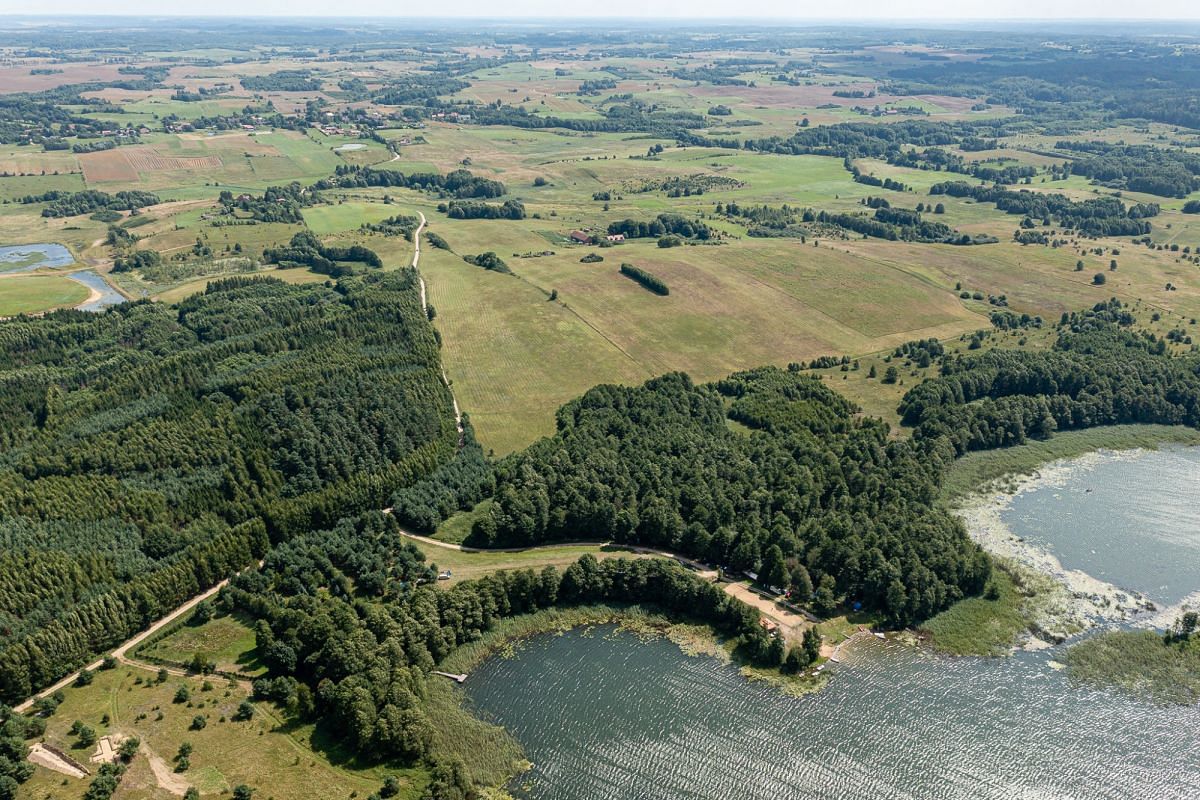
top-left (29, 742), bottom-right (89, 778)
top-left (146, 746), bottom-right (194, 796)
top-left (90, 733), bottom-right (129, 764)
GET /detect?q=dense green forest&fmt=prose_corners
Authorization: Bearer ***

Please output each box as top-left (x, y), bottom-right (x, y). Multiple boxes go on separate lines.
top-left (469, 368), bottom-right (991, 626)
top-left (0, 273), bottom-right (458, 705)
top-left (462, 305), bottom-right (1200, 628)
top-left (900, 300), bottom-right (1200, 454)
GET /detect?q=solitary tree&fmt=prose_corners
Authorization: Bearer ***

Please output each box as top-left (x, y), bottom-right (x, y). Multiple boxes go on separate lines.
top-left (77, 725), bottom-right (97, 748)
top-left (802, 627), bottom-right (821, 664)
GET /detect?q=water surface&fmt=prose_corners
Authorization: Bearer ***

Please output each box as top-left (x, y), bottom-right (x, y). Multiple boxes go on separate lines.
top-left (68, 270), bottom-right (126, 312)
top-left (0, 243), bottom-right (75, 273)
top-left (1004, 446), bottom-right (1200, 604)
top-left (467, 628), bottom-right (1200, 800)
top-left (466, 448), bottom-right (1200, 800)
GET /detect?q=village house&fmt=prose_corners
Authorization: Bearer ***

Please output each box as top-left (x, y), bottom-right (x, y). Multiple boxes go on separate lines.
top-left (569, 230), bottom-right (591, 244)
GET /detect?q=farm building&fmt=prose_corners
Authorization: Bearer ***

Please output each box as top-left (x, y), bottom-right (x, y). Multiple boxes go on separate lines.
top-left (569, 230), bottom-right (591, 244)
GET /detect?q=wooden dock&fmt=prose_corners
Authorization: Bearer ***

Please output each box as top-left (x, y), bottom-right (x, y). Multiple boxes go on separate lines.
top-left (432, 670), bottom-right (468, 684)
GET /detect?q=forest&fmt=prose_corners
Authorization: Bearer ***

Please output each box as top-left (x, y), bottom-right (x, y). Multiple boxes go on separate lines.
top-left (899, 301), bottom-right (1200, 454)
top-left (21, 190), bottom-right (160, 218)
top-left (469, 368), bottom-right (991, 626)
top-left (0, 273), bottom-right (458, 705)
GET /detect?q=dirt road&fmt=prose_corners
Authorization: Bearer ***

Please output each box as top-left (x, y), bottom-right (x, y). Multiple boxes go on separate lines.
top-left (14, 564), bottom-right (258, 713)
top-left (407, 211), bottom-right (463, 436)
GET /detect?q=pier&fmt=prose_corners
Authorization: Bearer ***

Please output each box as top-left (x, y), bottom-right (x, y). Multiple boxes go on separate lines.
top-left (432, 670), bottom-right (468, 684)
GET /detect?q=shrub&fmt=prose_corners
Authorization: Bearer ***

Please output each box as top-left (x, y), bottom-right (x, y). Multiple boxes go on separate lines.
top-left (619, 263), bottom-right (669, 295)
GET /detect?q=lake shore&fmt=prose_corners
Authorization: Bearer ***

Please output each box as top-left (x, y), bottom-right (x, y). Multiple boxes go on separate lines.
top-left (952, 448), bottom-right (1162, 646)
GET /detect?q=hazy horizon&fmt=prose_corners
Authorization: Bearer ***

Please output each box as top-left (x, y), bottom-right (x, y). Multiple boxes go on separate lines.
top-left (1, 3), bottom-right (1198, 22)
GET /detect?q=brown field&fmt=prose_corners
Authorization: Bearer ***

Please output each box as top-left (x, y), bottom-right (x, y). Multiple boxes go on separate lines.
top-left (124, 147), bottom-right (223, 172)
top-left (78, 149), bottom-right (140, 183)
top-left (0, 62), bottom-right (128, 94)
top-left (686, 82), bottom-right (980, 113)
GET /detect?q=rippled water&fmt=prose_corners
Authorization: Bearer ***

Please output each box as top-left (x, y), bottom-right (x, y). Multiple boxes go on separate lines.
top-left (0, 243), bottom-right (74, 273)
top-left (1005, 446), bottom-right (1200, 604)
top-left (467, 629), bottom-right (1200, 800)
top-left (466, 448), bottom-right (1200, 800)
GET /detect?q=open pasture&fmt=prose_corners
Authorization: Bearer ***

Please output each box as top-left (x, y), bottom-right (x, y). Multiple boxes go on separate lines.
top-left (17, 666), bottom-right (411, 800)
top-left (0, 274), bottom-right (90, 316)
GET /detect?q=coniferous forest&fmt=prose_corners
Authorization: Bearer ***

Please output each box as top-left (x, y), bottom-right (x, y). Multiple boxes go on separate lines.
top-left (0, 272), bottom-right (458, 704)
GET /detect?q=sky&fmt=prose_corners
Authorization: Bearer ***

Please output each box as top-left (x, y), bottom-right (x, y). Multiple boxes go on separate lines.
top-left (2, 1), bottom-right (1198, 20)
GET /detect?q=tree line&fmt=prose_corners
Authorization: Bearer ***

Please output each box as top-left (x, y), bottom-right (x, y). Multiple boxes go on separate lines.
top-left (619, 263), bottom-right (669, 295)
top-left (899, 300), bottom-right (1200, 455)
top-left (317, 165), bottom-right (506, 200)
top-left (929, 181), bottom-right (1157, 237)
top-left (607, 213), bottom-right (713, 241)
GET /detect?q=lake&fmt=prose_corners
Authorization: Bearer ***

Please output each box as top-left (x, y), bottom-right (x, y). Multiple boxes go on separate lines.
top-left (465, 448), bottom-right (1200, 800)
top-left (1004, 446), bottom-right (1200, 605)
top-left (0, 243), bottom-right (75, 273)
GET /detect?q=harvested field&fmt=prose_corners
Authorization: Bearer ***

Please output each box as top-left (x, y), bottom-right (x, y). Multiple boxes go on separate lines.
top-left (79, 149), bottom-right (139, 183)
top-left (0, 62), bottom-right (127, 94)
top-left (125, 147), bottom-right (223, 172)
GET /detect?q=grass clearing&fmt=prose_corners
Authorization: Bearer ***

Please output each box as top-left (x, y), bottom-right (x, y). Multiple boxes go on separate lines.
top-left (138, 613), bottom-right (265, 677)
top-left (0, 274), bottom-right (89, 315)
top-left (921, 563), bottom-right (1047, 656)
top-left (413, 540), bottom-right (654, 584)
top-left (303, 201), bottom-right (400, 235)
top-left (433, 498), bottom-right (492, 544)
top-left (19, 665), bottom-right (413, 800)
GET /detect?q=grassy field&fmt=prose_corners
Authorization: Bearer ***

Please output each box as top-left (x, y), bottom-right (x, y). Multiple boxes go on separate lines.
top-left (921, 563), bottom-right (1049, 656)
top-left (412, 539), bottom-right (652, 584)
top-left (17, 665), bottom-right (413, 800)
top-left (303, 200), bottom-right (400, 235)
top-left (419, 207), bottom-right (988, 453)
top-left (138, 614), bottom-right (265, 677)
top-left (0, 274), bottom-right (89, 315)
